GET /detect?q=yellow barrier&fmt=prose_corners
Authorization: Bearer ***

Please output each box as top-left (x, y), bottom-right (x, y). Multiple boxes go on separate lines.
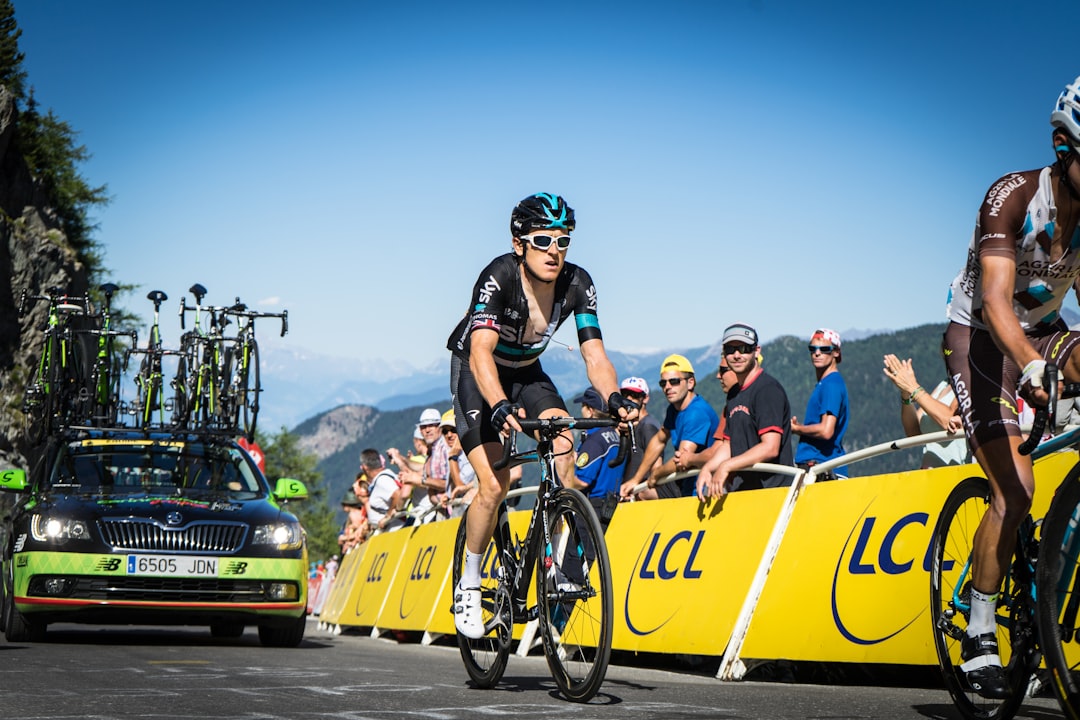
top-left (314, 441), bottom-right (1080, 673)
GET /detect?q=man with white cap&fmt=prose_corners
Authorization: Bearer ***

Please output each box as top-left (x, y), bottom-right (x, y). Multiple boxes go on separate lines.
top-left (698, 323), bottom-right (793, 498)
top-left (791, 328), bottom-right (849, 479)
top-left (388, 408), bottom-right (449, 523)
top-left (618, 376), bottom-right (664, 496)
top-left (620, 354), bottom-right (719, 500)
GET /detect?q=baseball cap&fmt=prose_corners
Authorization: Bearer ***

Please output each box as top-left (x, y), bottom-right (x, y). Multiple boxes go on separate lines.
top-left (417, 408), bottom-right (441, 427)
top-left (660, 354), bottom-right (695, 375)
top-left (572, 387), bottom-right (607, 412)
top-left (811, 328), bottom-right (841, 348)
top-left (810, 327), bottom-right (842, 362)
top-left (722, 323), bottom-right (758, 347)
top-left (620, 376), bottom-right (649, 395)
top-left (440, 408), bottom-right (456, 428)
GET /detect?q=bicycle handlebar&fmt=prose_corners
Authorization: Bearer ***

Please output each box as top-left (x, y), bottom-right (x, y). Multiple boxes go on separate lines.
top-left (492, 416), bottom-right (633, 471)
top-left (1018, 363), bottom-right (1080, 455)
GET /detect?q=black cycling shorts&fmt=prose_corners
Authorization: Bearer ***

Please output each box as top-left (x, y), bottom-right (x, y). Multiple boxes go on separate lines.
top-left (450, 354), bottom-right (567, 454)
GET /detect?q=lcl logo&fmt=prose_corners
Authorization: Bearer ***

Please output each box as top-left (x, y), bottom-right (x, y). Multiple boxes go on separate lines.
top-left (831, 507), bottom-right (935, 644)
top-left (624, 527), bottom-right (706, 636)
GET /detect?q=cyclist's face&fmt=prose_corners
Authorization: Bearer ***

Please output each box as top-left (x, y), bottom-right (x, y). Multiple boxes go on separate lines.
top-left (515, 229), bottom-right (569, 282)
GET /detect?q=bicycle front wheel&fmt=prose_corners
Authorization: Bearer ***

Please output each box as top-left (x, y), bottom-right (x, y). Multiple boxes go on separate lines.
top-left (930, 476), bottom-right (1031, 720)
top-left (452, 506), bottom-right (510, 688)
top-left (536, 488), bottom-right (613, 703)
top-left (1036, 462), bottom-right (1080, 719)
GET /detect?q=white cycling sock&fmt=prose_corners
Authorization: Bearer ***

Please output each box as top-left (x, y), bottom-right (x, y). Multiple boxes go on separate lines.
top-left (967, 587), bottom-right (999, 636)
top-left (462, 549), bottom-right (483, 589)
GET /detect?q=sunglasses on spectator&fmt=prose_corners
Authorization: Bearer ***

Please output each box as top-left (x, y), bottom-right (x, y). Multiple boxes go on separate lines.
top-left (658, 377), bottom-right (684, 388)
top-left (419, 423), bottom-right (439, 430)
top-left (621, 390), bottom-right (646, 400)
top-left (523, 233), bottom-right (571, 252)
top-left (441, 427), bottom-right (457, 435)
top-left (808, 345), bottom-right (836, 354)
top-left (717, 365), bottom-right (732, 374)
top-left (722, 343), bottom-right (755, 356)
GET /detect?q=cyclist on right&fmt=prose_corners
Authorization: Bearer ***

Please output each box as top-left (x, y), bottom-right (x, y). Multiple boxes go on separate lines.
top-left (941, 74), bottom-right (1080, 699)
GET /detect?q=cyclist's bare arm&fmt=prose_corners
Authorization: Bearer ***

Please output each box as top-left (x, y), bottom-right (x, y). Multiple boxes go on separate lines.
top-left (468, 328), bottom-right (522, 434)
top-left (981, 254), bottom-right (1047, 404)
top-left (579, 338), bottom-right (620, 404)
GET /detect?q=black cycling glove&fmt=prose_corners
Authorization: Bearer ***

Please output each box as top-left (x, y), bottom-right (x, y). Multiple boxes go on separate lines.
top-left (490, 400), bottom-right (518, 431)
top-left (607, 391), bottom-right (638, 417)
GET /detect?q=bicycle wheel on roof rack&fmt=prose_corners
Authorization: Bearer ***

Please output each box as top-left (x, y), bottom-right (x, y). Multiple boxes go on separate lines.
top-left (238, 340), bottom-right (260, 441)
top-left (170, 353), bottom-right (191, 430)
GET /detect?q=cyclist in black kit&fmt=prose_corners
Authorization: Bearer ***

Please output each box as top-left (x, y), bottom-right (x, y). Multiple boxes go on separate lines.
top-left (446, 192), bottom-right (634, 639)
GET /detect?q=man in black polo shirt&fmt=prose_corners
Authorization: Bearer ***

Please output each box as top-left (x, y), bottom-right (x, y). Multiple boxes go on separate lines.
top-left (696, 323), bottom-right (794, 498)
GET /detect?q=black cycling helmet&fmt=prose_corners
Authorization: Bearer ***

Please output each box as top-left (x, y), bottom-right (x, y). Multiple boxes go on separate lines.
top-left (510, 193), bottom-right (575, 237)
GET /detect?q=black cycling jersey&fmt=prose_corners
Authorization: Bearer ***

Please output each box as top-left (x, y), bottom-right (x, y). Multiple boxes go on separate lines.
top-left (446, 253), bottom-right (603, 367)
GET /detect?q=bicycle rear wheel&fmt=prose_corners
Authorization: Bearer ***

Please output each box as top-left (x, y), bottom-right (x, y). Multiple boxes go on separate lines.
top-left (452, 506), bottom-right (511, 688)
top-left (238, 340), bottom-right (260, 441)
top-left (536, 487), bottom-right (613, 703)
top-left (1036, 462), bottom-right (1080, 719)
top-left (930, 476), bottom-right (1032, 720)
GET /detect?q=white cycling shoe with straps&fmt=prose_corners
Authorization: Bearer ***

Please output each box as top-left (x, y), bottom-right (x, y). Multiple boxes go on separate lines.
top-left (453, 582), bottom-right (484, 639)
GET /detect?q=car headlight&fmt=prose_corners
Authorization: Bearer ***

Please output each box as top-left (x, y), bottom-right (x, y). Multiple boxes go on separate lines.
top-left (30, 514), bottom-right (92, 543)
top-left (252, 522), bottom-right (303, 550)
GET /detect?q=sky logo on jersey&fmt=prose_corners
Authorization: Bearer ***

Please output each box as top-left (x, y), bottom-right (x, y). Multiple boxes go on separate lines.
top-left (623, 521), bottom-right (705, 636)
top-left (830, 501), bottom-right (933, 645)
top-left (478, 275), bottom-right (501, 304)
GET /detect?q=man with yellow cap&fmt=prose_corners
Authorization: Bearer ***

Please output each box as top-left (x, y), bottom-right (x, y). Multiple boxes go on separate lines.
top-left (619, 353), bottom-right (719, 499)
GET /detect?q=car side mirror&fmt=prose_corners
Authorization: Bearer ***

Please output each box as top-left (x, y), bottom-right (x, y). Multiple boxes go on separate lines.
top-left (0, 468), bottom-right (27, 493)
top-left (272, 477), bottom-right (308, 502)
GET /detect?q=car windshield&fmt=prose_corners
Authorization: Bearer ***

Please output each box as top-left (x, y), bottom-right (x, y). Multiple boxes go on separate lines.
top-left (48, 439), bottom-right (266, 500)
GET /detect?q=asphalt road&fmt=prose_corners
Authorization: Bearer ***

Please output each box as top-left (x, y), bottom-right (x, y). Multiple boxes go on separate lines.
top-left (0, 619), bottom-right (1066, 720)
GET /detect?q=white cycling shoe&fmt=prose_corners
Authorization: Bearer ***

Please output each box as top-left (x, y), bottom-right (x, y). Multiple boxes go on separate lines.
top-left (453, 582), bottom-right (484, 639)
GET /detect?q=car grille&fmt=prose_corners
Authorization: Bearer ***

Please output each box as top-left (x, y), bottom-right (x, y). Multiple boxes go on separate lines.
top-left (29, 576), bottom-right (284, 603)
top-left (97, 519), bottom-right (247, 553)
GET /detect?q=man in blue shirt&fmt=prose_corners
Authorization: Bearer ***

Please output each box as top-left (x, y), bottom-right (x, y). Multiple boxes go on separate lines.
top-left (620, 354), bottom-right (719, 499)
top-left (791, 328), bottom-right (849, 479)
top-left (567, 387), bottom-right (624, 530)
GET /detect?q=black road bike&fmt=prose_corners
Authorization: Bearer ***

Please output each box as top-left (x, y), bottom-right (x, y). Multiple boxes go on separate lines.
top-left (452, 415), bottom-right (628, 702)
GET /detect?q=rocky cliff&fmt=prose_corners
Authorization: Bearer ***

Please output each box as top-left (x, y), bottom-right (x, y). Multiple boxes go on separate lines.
top-left (0, 85), bottom-right (88, 470)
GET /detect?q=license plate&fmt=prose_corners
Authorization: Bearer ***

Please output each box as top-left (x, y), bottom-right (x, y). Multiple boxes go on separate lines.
top-left (126, 554), bottom-right (219, 577)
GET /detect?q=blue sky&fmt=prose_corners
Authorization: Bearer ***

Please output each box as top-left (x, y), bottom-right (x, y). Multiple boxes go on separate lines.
top-left (13, 1), bottom-right (1080, 371)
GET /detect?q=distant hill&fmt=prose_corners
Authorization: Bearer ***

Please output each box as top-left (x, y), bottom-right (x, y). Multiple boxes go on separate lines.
top-left (296, 323), bottom-right (953, 503)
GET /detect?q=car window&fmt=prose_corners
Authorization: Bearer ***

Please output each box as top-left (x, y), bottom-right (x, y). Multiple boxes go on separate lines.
top-left (50, 441), bottom-right (266, 499)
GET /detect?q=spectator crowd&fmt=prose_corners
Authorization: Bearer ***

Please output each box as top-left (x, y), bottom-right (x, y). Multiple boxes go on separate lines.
top-left (335, 321), bottom-right (982, 555)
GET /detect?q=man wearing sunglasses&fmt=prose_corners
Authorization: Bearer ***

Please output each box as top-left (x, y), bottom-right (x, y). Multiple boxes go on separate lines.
top-left (697, 323), bottom-right (794, 500)
top-left (791, 328), bottom-right (849, 479)
top-left (620, 354), bottom-right (719, 500)
top-left (446, 192), bottom-right (635, 639)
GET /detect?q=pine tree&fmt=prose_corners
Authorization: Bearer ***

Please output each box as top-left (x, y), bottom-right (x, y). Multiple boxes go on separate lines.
top-left (0, 0), bottom-right (26, 102)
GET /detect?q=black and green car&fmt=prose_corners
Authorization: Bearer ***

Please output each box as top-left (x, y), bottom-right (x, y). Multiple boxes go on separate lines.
top-left (0, 430), bottom-right (309, 646)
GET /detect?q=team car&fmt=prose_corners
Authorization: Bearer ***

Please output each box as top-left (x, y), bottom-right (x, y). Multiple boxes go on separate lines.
top-left (0, 430), bottom-right (309, 646)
